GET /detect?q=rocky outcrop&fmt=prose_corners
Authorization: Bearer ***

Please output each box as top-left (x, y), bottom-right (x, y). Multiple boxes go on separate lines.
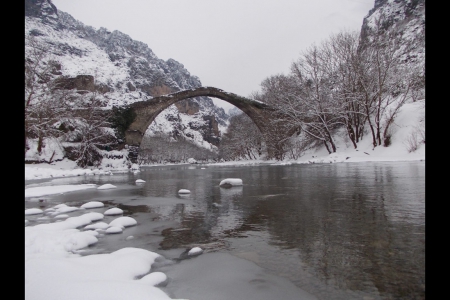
top-left (360, 0), bottom-right (425, 69)
top-left (202, 115), bottom-right (221, 146)
top-left (53, 75), bottom-right (95, 91)
top-left (25, 0), bottom-right (58, 23)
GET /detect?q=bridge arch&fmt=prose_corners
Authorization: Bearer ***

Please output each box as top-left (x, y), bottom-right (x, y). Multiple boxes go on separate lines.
top-left (125, 86), bottom-right (274, 149)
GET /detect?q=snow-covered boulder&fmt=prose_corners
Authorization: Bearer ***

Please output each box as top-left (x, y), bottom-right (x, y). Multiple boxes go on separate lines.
top-left (219, 178), bottom-right (243, 187)
top-left (109, 216), bottom-right (137, 228)
top-left (105, 226), bottom-right (123, 234)
top-left (104, 208), bottom-right (123, 215)
top-left (188, 247), bottom-right (203, 256)
top-left (81, 201), bottom-right (104, 209)
top-left (84, 222), bottom-right (109, 230)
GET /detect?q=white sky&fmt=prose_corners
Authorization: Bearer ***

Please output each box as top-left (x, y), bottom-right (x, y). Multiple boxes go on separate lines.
top-left (50, 0), bottom-right (374, 109)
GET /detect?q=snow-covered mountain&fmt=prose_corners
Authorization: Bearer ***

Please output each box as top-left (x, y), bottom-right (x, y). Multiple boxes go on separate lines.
top-left (360, 0), bottom-right (425, 89)
top-left (25, 0), bottom-right (230, 152)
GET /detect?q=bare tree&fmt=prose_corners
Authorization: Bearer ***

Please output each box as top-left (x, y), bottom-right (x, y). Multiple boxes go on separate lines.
top-left (258, 46), bottom-right (341, 155)
top-left (323, 31), bottom-right (366, 149)
top-left (25, 34), bottom-right (118, 166)
top-left (62, 92), bottom-right (116, 167)
top-left (290, 46), bottom-right (341, 154)
top-left (219, 113), bottom-right (263, 161)
top-left (25, 35), bottom-right (66, 155)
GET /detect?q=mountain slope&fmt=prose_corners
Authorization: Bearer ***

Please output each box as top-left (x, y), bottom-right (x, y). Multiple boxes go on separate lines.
top-left (360, 0), bottom-right (425, 95)
top-left (25, 0), bottom-right (230, 164)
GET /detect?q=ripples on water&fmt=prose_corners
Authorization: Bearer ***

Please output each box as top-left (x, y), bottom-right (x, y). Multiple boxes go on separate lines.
top-left (25, 161), bottom-right (425, 300)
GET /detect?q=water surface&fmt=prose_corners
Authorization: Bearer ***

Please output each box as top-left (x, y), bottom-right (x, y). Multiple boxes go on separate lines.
top-left (25, 161), bottom-right (425, 300)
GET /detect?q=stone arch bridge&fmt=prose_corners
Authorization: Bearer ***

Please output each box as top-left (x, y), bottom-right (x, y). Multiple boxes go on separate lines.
top-left (124, 86), bottom-right (286, 161)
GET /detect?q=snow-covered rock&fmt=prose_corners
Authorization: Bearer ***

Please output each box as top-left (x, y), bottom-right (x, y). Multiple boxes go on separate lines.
top-left (219, 178), bottom-right (243, 187)
top-left (104, 208), bottom-right (123, 215)
top-left (84, 222), bottom-right (109, 230)
top-left (105, 226), bottom-right (123, 234)
top-left (188, 247), bottom-right (203, 256)
top-left (80, 201), bottom-right (104, 209)
top-left (109, 216), bottom-right (137, 228)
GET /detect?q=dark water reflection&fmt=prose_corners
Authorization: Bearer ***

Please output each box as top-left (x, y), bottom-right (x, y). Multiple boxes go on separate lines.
top-left (25, 161), bottom-right (425, 300)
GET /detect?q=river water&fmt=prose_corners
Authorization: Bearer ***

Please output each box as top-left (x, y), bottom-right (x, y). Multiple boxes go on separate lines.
top-left (25, 161), bottom-right (425, 300)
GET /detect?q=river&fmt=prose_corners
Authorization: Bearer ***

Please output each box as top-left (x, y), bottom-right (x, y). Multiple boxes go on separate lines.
top-left (25, 161), bottom-right (425, 300)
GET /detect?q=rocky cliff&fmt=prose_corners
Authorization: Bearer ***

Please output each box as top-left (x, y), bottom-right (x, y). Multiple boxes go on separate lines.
top-left (360, 0), bottom-right (425, 77)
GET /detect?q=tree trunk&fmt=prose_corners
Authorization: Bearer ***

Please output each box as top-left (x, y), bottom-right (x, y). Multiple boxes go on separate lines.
top-left (346, 121), bottom-right (358, 149)
top-left (323, 140), bottom-right (332, 154)
top-left (37, 135), bottom-right (43, 154)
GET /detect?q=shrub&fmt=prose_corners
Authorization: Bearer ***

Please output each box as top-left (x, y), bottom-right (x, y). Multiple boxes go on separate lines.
top-left (109, 106), bottom-right (137, 141)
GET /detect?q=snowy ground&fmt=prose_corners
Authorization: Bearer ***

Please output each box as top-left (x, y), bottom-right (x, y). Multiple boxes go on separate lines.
top-left (24, 100), bottom-right (424, 300)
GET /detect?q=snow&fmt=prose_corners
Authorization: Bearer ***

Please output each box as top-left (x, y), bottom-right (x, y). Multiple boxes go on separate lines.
top-left (82, 212), bottom-right (105, 222)
top-left (24, 157), bottom-right (129, 180)
top-left (25, 208), bottom-right (43, 215)
top-left (54, 214), bottom-right (69, 219)
top-left (97, 184), bottom-right (117, 190)
top-left (188, 247), bottom-right (203, 256)
top-left (105, 226), bottom-right (123, 234)
top-left (84, 222), bottom-right (109, 230)
top-left (25, 200), bottom-right (175, 300)
top-left (140, 272), bottom-right (168, 286)
top-left (104, 207), bottom-right (123, 215)
top-left (25, 184), bottom-right (97, 197)
top-left (50, 205), bottom-right (79, 215)
top-left (109, 216), bottom-right (138, 228)
top-left (81, 201), bottom-right (105, 209)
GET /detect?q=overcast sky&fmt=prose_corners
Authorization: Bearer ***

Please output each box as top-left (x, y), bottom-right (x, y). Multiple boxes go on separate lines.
top-left (51, 0), bottom-right (374, 109)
